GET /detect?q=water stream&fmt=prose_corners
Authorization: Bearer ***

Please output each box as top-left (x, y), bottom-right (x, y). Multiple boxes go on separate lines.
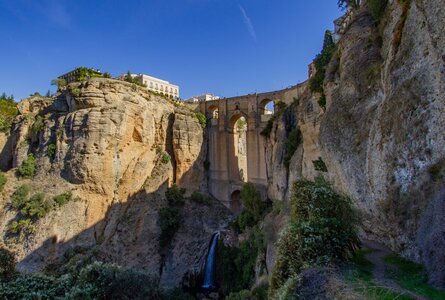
top-left (201, 232), bottom-right (220, 289)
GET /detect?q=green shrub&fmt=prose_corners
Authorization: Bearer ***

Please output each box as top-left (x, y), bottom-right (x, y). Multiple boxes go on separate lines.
top-left (10, 184), bottom-right (31, 209)
top-left (103, 72), bottom-right (112, 78)
top-left (161, 152), bottom-right (171, 164)
top-left (260, 119), bottom-right (274, 138)
top-left (428, 159), bottom-right (445, 182)
top-left (53, 192), bottom-right (73, 207)
top-left (10, 219), bottom-right (36, 237)
top-left (312, 157), bottom-right (328, 172)
top-left (32, 116), bottom-right (45, 136)
top-left (237, 211), bottom-right (257, 232)
top-left (47, 143), bottom-right (56, 159)
top-left (17, 154), bottom-right (37, 178)
top-left (368, 0), bottom-right (388, 23)
top-left (0, 93), bottom-right (18, 133)
top-left (70, 88), bottom-right (81, 97)
top-left (159, 207), bottom-right (180, 247)
top-left (0, 246), bottom-right (15, 280)
top-left (216, 228), bottom-right (265, 295)
top-left (284, 128), bottom-right (302, 169)
top-left (165, 184), bottom-right (186, 206)
top-left (190, 191), bottom-right (211, 205)
top-left (309, 30), bottom-right (336, 110)
top-left (240, 183), bottom-right (262, 221)
top-left (195, 112), bottom-right (207, 128)
top-left (0, 172), bottom-right (6, 192)
top-left (21, 193), bottom-right (52, 218)
top-left (269, 178), bottom-right (359, 295)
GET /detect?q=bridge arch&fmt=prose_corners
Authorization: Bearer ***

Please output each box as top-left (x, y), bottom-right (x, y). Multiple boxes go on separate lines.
top-left (208, 104), bottom-right (219, 119)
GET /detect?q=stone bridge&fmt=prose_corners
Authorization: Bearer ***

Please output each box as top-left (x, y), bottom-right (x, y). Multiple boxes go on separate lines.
top-left (197, 82), bottom-right (308, 212)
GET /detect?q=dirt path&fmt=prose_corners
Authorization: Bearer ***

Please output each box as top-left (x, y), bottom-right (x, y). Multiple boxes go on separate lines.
top-left (361, 240), bottom-right (427, 300)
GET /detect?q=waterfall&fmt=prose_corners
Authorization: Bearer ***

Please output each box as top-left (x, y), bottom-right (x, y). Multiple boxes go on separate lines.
top-left (201, 232), bottom-right (220, 289)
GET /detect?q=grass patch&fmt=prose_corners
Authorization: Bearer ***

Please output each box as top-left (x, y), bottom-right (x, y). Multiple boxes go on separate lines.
top-left (384, 255), bottom-right (445, 299)
top-left (344, 249), bottom-right (412, 300)
top-left (0, 172), bottom-right (6, 192)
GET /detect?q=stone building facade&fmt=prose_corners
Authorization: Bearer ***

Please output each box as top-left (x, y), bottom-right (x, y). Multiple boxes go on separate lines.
top-left (132, 74), bottom-right (179, 99)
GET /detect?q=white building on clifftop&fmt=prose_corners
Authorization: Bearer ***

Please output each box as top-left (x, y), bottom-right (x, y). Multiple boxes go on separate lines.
top-left (128, 73), bottom-right (180, 99)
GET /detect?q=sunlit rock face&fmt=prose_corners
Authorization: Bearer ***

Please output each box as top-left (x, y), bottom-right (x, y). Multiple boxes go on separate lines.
top-left (0, 78), bottom-right (226, 287)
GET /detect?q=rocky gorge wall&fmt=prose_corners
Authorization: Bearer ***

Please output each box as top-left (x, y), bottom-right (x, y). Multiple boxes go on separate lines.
top-left (0, 78), bottom-right (232, 288)
top-left (264, 0), bottom-right (445, 287)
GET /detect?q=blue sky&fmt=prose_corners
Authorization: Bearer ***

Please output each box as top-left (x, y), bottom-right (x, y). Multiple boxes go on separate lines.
top-left (0, 0), bottom-right (343, 101)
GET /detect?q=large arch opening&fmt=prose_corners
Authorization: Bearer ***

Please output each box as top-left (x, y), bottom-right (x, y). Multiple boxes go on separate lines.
top-left (230, 190), bottom-right (242, 214)
top-left (229, 114), bottom-right (248, 183)
top-left (259, 98), bottom-right (274, 115)
top-left (208, 105), bottom-right (219, 119)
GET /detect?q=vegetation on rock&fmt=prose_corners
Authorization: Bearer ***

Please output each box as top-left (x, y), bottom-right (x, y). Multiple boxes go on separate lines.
top-left (284, 127), bottom-right (302, 170)
top-left (269, 177), bottom-right (359, 297)
top-left (309, 30), bottom-right (336, 110)
top-left (0, 93), bottom-right (18, 133)
top-left (0, 260), bottom-right (194, 299)
top-left (0, 246), bottom-right (15, 280)
top-left (17, 154), bottom-right (37, 179)
top-left (0, 172), bottom-right (6, 192)
top-left (190, 191), bottom-right (211, 205)
top-left (195, 112), bottom-right (207, 128)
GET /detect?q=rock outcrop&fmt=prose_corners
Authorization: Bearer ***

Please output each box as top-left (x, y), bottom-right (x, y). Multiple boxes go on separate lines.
top-left (264, 0), bottom-right (445, 287)
top-left (0, 78), bottom-right (227, 287)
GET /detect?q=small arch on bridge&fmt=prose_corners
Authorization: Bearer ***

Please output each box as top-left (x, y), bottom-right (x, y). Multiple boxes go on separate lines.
top-left (230, 190), bottom-right (242, 214)
top-left (208, 104), bottom-right (219, 119)
top-left (259, 98), bottom-right (275, 115)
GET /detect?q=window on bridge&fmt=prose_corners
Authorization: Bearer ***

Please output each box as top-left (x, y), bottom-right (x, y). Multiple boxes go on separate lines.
top-left (208, 105), bottom-right (219, 119)
top-left (230, 115), bottom-right (248, 183)
top-left (259, 99), bottom-right (275, 115)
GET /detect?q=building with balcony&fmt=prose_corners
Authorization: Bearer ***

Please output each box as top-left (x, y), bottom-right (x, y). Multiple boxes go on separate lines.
top-left (129, 74), bottom-right (179, 99)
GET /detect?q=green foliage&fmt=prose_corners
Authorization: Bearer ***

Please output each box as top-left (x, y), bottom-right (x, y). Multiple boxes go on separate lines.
top-left (70, 87), bottom-right (81, 97)
top-left (195, 112), bottom-right (207, 128)
top-left (309, 30), bottom-right (336, 110)
top-left (17, 154), bottom-right (37, 179)
top-left (0, 246), bottom-right (15, 280)
top-left (10, 219), bottom-right (36, 237)
top-left (45, 90), bottom-right (51, 97)
top-left (269, 178), bottom-right (359, 296)
top-left (272, 199), bottom-right (283, 216)
top-left (190, 191), bottom-right (211, 205)
top-left (428, 159), bottom-right (445, 182)
top-left (73, 67), bottom-right (102, 81)
top-left (368, 0), bottom-right (388, 23)
top-left (51, 78), bottom-right (67, 91)
top-left (123, 71), bottom-right (146, 87)
top-left (0, 261), bottom-right (186, 299)
top-left (384, 254), bottom-right (445, 299)
top-left (165, 184), bottom-right (186, 206)
top-left (0, 172), bottom-right (6, 192)
top-left (53, 192), bottom-right (73, 207)
top-left (102, 72), bottom-right (112, 78)
top-left (159, 207), bottom-right (180, 247)
top-left (284, 128), bottom-right (302, 169)
top-left (32, 115), bottom-right (45, 136)
top-left (240, 183), bottom-right (262, 220)
top-left (337, 0), bottom-right (361, 10)
top-left (260, 101), bottom-right (287, 138)
top-left (10, 185), bottom-right (31, 210)
top-left (216, 228), bottom-right (265, 295)
top-left (312, 157), bottom-right (328, 172)
top-left (21, 193), bottom-right (52, 219)
top-left (161, 151), bottom-right (171, 164)
top-left (47, 143), bottom-right (56, 159)
top-left (0, 93), bottom-right (18, 133)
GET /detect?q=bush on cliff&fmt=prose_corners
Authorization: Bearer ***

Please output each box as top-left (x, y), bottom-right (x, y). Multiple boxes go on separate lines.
top-left (165, 184), bottom-right (186, 206)
top-left (0, 172), bottom-right (6, 192)
top-left (309, 30), bottom-right (336, 110)
top-left (269, 177), bottom-right (359, 297)
top-left (17, 154), bottom-right (37, 179)
top-left (0, 93), bottom-right (18, 133)
top-left (0, 246), bottom-right (15, 280)
top-left (159, 207), bottom-right (180, 247)
top-left (195, 112), bottom-right (207, 128)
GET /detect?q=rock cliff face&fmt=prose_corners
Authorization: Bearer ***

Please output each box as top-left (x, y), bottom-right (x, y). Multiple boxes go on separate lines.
top-left (0, 78), bottom-right (228, 287)
top-left (265, 0), bottom-right (445, 286)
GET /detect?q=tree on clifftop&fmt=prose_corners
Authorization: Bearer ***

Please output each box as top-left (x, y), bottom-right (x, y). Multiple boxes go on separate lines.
top-left (338, 0), bottom-right (361, 10)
